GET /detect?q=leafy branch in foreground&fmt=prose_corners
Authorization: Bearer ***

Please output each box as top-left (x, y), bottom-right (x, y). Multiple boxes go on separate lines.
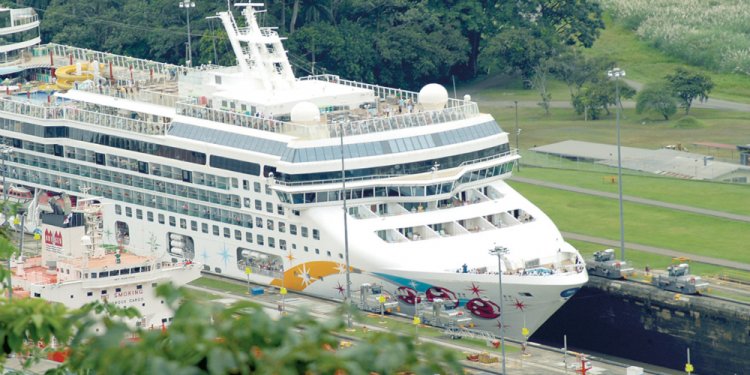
top-left (0, 277), bottom-right (461, 374)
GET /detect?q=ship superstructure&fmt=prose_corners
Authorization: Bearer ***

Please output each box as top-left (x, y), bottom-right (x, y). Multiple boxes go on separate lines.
top-left (11, 199), bottom-right (201, 329)
top-left (0, 4), bottom-right (586, 338)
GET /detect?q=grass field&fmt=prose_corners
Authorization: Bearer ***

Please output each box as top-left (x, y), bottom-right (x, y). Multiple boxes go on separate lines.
top-left (484, 105), bottom-right (749, 155)
top-left (464, 14), bottom-right (750, 104)
top-left (189, 277), bottom-right (252, 295)
top-left (508, 181), bottom-right (750, 263)
top-left (585, 14), bottom-right (750, 103)
top-left (513, 167), bottom-right (750, 216)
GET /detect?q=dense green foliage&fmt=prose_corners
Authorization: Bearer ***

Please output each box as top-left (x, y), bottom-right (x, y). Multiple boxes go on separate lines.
top-left (0, 279), bottom-right (461, 374)
top-left (602, 0), bottom-right (750, 75)
top-left (635, 84), bottom-right (676, 120)
top-left (664, 68), bottom-right (714, 115)
top-left (7, 0), bottom-right (604, 90)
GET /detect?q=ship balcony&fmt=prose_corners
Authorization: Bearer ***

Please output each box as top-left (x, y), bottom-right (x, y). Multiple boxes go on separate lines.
top-left (371, 188), bottom-right (538, 244)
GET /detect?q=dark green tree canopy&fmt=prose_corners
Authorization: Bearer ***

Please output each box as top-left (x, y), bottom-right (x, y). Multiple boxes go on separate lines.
top-left (636, 84), bottom-right (677, 120)
top-left (29, 0), bottom-right (604, 89)
top-left (664, 68), bottom-right (714, 115)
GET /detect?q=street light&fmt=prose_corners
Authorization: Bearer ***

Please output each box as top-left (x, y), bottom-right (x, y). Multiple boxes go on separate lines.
top-left (9, 206), bottom-right (26, 301)
top-left (1, 145), bottom-right (12, 220)
top-left (489, 245), bottom-right (509, 375)
top-left (514, 100), bottom-right (520, 172)
top-left (266, 172), bottom-right (287, 315)
top-left (607, 67), bottom-right (626, 261)
top-left (178, 1), bottom-right (196, 67)
top-left (340, 122), bottom-right (352, 329)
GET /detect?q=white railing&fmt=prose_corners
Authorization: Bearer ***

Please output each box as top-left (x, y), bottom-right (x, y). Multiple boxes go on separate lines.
top-left (0, 98), bottom-right (166, 135)
top-left (175, 101), bottom-right (306, 134)
top-left (43, 43), bottom-right (188, 78)
top-left (331, 102), bottom-right (479, 137)
top-left (64, 107), bottom-right (166, 136)
top-left (0, 98), bottom-right (60, 119)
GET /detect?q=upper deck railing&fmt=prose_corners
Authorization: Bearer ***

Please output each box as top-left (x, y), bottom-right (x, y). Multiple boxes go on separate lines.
top-left (0, 98), bottom-right (166, 136)
top-left (44, 43), bottom-right (188, 79)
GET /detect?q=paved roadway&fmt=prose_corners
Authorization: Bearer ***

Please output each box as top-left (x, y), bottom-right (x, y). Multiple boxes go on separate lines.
top-left (186, 282), bottom-right (680, 375)
top-left (509, 176), bottom-right (750, 271)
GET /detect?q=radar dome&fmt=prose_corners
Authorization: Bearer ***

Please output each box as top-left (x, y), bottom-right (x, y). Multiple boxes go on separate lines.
top-left (418, 83), bottom-right (448, 111)
top-left (291, 101), bottom-right (321, 124)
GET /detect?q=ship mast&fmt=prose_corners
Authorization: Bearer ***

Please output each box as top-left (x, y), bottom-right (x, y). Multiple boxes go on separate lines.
top-left (217, 3), bottom-right (296, 91)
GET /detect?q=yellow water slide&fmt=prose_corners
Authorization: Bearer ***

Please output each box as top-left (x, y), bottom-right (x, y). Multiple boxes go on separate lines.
top-left (43, 63), bottom-right (104, 91)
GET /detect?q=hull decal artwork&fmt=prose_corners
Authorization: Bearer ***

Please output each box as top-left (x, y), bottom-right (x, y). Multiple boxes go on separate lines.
top-left (270, 261), bottom-right (355, 291)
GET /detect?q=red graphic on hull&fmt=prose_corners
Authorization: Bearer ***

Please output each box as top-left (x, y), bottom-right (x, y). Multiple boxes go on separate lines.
top-left (425, 286), bottom-right (459, 308)
top-left (466, 298), bottom-right (501, 319)
top-left (395, 286), bottom-right (422, 305)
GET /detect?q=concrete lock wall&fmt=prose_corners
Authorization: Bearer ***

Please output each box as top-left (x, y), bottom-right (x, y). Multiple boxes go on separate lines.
top-left (532, 277), bottom-right (750, 374)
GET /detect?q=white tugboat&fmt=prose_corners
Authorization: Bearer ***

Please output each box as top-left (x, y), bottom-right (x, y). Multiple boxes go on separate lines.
top-left (10, 198), bottom-right (201, 330)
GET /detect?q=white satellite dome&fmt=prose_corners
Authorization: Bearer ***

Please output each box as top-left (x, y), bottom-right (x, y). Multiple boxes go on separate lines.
top-left (418, 83), bottom-right (449, 111)
top-left (290, 101), bottom-right (321, 123)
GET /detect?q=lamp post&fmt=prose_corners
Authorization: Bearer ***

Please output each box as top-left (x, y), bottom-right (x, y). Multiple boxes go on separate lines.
top-left (490, 245), bottom-right (509, 374)
top-left (266, 172), bottom-right (286, 315)
top-left (178, 1), bottom-right (196, 67)
top-left (607, 67), bottom-right (626, 261)
top-left (1, 145), bottom-right (12, 223)
top-left (340, 122), bottom-right (352, 329)
top-left (2, 145), bottom-right (12, 301)
top-left (9, 207), bottom-right (26, 301)
top-left (514, 100), bottom-right (520, 172)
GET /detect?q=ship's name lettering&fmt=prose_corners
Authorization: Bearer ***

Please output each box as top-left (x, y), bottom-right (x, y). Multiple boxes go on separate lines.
top-left (114, 289), bottom-right (144, 298)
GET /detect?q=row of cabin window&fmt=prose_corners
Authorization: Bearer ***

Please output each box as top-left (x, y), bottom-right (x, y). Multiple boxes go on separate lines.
top-left (115, 203), bottom-right (320, 240)
top-left (34, 283), bottom-right (155, 300)
top-left (87, 265), bottom-right (153, 279)
top-left (243, 197), bottom-right (285, 216)
top-left (116, 205), bottom-right (321, 243)
top-left (85, 283), bottom-right (152, 297)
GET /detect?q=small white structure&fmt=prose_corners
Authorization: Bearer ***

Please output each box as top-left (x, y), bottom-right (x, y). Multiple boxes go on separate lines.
top-left (418, 83), bottom-right (448, 111)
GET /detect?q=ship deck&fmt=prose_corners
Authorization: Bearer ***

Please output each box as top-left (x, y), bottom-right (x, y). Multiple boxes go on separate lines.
top-left (2, 44), bottom-right (481, 140)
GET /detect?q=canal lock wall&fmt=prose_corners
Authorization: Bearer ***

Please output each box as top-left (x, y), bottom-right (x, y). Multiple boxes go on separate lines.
top-left (532, 277), bottom-right (750, 374)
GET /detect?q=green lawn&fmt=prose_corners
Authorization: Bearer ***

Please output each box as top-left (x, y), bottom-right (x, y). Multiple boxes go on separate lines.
top-left (585, 14), bottom-right (750, 103)
top-left (189, 277), bottom-right (252, 295)
top-left (570, 240), bottom-right (750, 278)
top-left (483, 105), bottom-right (750, 155)
top-left (508, 182), bottom-right (750, 264)
top-left (512, 167), bottom-right (750, 216)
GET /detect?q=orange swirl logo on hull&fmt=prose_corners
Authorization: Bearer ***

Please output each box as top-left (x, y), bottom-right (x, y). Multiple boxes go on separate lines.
top-left (270, 261), bottom-right (353, 291)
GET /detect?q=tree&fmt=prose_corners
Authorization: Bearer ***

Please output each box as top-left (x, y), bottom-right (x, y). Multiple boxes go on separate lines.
top-left (636, 84), bottom-right (677, 120)
top-left (551, 50), bottom-right (614, 100)
top-left (531, 58), bottom-right (553, 115)
top-left (479, 27), bottom-right (556, 81)
top-left (572, 78), bottom-right (634, 120)
top-left (664, 68), bottom-right (714, 115)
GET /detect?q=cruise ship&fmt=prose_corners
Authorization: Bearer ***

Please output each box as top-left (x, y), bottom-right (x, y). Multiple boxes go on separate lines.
top-left (0, 4), bottom-right (587, 339)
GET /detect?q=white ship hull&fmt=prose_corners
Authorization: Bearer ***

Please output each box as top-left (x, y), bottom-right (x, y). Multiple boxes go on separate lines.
top-left (16, 259), bottom-right (202, 330)
top-left (99, 178), bottom-right (587, 339)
